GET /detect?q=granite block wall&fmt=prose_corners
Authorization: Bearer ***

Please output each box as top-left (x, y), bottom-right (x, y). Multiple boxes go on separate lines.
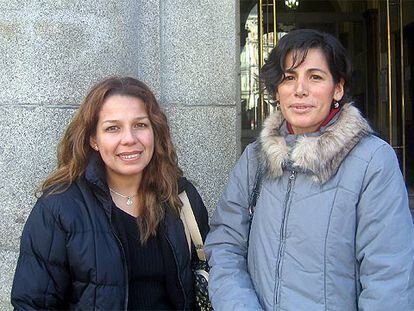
top-left (0, 0), bottom-right (239, 308)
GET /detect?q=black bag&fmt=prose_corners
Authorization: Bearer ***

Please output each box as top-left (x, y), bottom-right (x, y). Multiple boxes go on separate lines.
top-left (179, 191), bottom-right (213, 311)
top-left (193, 259), bottom-right (213, 311)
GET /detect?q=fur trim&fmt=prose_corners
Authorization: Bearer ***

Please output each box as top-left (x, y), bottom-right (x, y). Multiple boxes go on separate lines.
top-left (259, 103), bottom-right (372, 183)
top-left (259, 112), bottom-right (289, 178)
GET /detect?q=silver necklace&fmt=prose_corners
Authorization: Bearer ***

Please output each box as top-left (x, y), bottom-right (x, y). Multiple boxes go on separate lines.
top-left (109, 187), bottom-right (138, 206)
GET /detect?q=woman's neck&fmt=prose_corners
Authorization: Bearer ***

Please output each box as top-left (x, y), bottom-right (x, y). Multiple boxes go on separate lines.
top-left (287, 107), bottom-right (340, 134)
top-left (106, 173), bottom-right (142, 217)
top-left (106, 173), bottom-right (142, 196)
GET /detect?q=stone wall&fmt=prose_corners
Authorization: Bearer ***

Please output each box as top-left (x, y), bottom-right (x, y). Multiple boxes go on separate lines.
top-left (0, 1), bottom-right (239, 308)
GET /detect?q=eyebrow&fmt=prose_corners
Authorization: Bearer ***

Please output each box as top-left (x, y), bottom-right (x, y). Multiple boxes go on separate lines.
top-left (102, 116), bottom-right (149, 124)
top-left (285, 68), bottom-right (328, 75)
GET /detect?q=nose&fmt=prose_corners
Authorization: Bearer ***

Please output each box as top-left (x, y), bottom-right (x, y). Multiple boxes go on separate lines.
top-left (121, 128), bottom-right (137, 145)
top-left (294, 77), bottom-right (309, 97)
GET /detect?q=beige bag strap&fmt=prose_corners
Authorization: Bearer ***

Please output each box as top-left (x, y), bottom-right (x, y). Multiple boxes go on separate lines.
top-left (179, 191), bottom-right (206, 261)
top-left (179, 193), bottom-right (192, 256)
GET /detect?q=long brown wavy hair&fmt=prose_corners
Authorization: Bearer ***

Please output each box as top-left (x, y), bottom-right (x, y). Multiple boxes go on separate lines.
top-left (41, 76), bottom-right (183, 243)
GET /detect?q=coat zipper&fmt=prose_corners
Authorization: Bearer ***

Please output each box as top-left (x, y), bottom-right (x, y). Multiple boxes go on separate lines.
top-left (91, 185), bottom-right (129, 310)
top-left (274, 170), bottom-right (296, 309)
top-left (109, 222), bottom-right (129, 310)
top-left (164, 231), bottom-right (187, 310)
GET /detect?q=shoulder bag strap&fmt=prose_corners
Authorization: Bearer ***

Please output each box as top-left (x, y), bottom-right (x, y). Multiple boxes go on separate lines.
top-left (247, 160), bottom-right (265, 248)
top-left (248, 161), bottom-right (265, 220)
top-left (179, 193), bottom-right (192, 256)
top-left (179, 190), bottom-right (206, 261)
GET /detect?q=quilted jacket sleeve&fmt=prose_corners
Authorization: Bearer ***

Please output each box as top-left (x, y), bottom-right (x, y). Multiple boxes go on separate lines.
top-left (205, 145), bottom-right (264, 311)
top-left (11, 198), bottom-right (71, 310)
top-left (356, 143), bottom-right (414, 310)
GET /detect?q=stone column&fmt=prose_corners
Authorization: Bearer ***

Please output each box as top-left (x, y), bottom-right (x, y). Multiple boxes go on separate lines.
top-left (159, 1), bottom-right (240, 215)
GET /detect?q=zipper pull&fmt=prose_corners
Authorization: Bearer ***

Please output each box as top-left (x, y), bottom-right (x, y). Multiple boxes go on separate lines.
top-left (289, 170), bottom-right (296, 180)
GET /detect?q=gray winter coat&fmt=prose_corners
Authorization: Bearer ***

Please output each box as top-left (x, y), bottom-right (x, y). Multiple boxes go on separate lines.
top-left (205, 104), bottom-right (414, 311)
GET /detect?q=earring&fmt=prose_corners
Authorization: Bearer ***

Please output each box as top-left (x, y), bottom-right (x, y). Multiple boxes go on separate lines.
top-left (275, 100), bottom-right (280, 110)
top-left (94, 145), bottom-right (99, 151)
top-left (333, 101), bottom-right (340, 109)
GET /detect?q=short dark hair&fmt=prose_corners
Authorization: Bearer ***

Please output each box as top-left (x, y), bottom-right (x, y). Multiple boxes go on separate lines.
top-left (260, 29), bottom-right (352, 103)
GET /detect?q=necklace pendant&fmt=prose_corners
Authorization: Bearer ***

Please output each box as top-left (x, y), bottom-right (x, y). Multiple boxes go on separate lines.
top-left (126, 197), bottom-right (133, 206)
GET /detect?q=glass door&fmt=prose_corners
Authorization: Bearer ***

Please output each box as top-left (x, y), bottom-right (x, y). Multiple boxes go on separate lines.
top-left (369, 0), bottom-right (413, 208)
top-left (399, 0), bottom-right (414, 207)
top-left (240, 0), bottom-right (278, 148)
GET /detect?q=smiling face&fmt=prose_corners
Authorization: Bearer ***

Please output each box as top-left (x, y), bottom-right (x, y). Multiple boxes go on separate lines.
top-left (276, 48), bottom-right (344, 134)
top-left (90, 94), bottom-right (154, 186)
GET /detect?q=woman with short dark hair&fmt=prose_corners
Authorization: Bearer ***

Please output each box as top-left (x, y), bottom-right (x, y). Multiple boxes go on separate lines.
top-left (11, 76), bottom-right (209, 310)
top-left (206, 29), bottom-right (414, 310)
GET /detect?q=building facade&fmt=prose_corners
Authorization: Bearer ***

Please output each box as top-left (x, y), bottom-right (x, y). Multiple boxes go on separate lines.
top-left (0, 0), bottom-right (412, 308)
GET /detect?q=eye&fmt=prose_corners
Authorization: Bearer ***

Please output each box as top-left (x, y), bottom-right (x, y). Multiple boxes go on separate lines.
top-left (133, 122), bottom-right (148, 129)
top-left (105, 125), bottom-right (119, 132)
top-left (310, 74), bottom-right (323, 80)
top-left (283, 74), bottom-right (295, 81)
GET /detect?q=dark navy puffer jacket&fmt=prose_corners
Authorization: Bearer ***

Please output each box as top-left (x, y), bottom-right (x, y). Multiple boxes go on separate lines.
top-left (11, 155), bottom-right (209, 310)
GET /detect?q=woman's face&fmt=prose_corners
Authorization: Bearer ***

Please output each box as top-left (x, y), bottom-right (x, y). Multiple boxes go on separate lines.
top-left (276, 48), bottom-right (344, 134)
top-left (90, 95), bottom-right (155, 185)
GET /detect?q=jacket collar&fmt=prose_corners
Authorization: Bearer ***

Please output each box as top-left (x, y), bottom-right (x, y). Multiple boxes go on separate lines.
top-left (81, 153), bottom-right (113, 218)
top-left (84, 152), bottom-right (109, 193)
top-left (259, 103), bottom-right (372, 183)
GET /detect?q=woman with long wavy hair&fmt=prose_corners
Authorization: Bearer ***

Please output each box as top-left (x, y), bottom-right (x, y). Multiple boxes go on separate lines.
top-left (11, 76), bottom-right (209, 310)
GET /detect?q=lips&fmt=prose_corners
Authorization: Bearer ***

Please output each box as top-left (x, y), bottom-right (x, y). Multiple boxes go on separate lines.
top-left (118, 151), bottom-right (143, 160)
top-left (290, 103), bottom-right (313, 108)
top-left (289, 104), bottom-right (314, 113)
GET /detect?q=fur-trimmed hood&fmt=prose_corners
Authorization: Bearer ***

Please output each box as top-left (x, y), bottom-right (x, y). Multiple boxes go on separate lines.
top-left (259, 103), bottom-right (372, 183)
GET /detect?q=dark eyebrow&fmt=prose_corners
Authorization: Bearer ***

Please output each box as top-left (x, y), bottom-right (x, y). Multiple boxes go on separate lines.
top-left (102, 116), bottom-right (149, 124)
top-left (284, 68), bottom-right (296, 74)
top-left (307, 68), bottom-right (328, 75)
top-left (284, 68), bottom-right (328, 75)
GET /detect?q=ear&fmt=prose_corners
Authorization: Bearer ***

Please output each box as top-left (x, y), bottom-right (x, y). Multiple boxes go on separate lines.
top-left (275, 92), bottom-right (280, 101)
top-left (334, 78), bottom-right (345, 102)
top-left (89, 136), bottom-right (98, 151)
